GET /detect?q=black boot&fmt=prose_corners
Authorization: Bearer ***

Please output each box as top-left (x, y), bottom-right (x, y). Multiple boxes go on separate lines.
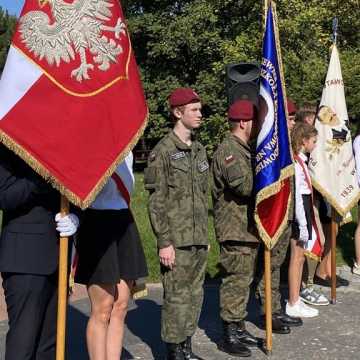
top-left (235, 321), bottom-right (263, 347)
top-left (218, 321), bottom-right (251, 357)
top-left (181, 337), bottom-right (205, 360)
top-left (166, 343), bottom-right (186, 360)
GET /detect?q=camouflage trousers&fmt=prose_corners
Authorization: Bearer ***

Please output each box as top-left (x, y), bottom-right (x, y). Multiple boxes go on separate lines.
top-left (219, 241), bottom-right (259, 322)
top-left (161, 245), bottom-right (208, 344)
top-left (256, 224), bottom-right (292, 313)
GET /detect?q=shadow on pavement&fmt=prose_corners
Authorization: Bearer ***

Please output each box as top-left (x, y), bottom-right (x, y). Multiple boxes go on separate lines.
top-left (66, 305), bottom-right (89, 359)
top-left (126, 298), bottom-right (163, 359)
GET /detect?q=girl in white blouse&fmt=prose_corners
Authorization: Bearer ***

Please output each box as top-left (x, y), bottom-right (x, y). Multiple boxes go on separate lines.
top-left (286, 122), bottom-right (320, 318)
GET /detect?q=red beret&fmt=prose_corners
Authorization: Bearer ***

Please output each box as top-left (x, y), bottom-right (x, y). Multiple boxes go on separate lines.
top-left (168, 88), bottom-right (200, 107)
top-left (287, 99), bottom-right (297, 115)
top-left (228, 99), bottom-right (255, 121)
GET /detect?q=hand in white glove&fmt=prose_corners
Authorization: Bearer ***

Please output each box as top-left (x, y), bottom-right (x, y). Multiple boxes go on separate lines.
top-left (55, 213), bottom-right (79, 237)
top-left (299, 225), bottom-right (309, 243)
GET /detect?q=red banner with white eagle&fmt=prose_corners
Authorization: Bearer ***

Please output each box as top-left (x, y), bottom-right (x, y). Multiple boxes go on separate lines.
top-left (0, 0), bottom-right (147, 208)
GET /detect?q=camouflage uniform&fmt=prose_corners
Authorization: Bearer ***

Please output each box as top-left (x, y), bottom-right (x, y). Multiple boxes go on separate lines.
top-left (212, 133), bottom-right (259, 323)
top-left (144, 130), bottom-right (209, 344)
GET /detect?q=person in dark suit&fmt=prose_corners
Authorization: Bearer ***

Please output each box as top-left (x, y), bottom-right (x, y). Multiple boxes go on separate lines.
top-left (0, 144), bottom-right (79, 360)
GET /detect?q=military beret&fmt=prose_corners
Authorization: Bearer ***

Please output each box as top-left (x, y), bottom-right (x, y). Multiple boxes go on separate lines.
top-left (168, 88), bottom-right (201, 107)
top-left (287, 99), bottom-right (297, 116)
top-left (228, 99), bottom-right (256, 121)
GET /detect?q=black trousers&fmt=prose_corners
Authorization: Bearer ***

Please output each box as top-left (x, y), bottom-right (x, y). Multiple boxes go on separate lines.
top-left (2, 272), bottom-right (58, 360)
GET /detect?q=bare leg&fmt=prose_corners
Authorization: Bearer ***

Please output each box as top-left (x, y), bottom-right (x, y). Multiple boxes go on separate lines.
top-left (87, 284), bottom-right (115, 360)
top-left (288, 238), bottom-right (306, 305)
top-left (106, 280), bottom-right (132, 360)
top-left (316, 222), bottom-right (336, 278)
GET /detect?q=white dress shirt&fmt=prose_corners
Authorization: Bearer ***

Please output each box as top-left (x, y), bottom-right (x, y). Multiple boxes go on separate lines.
top-left (90, 152), bottom-right (135, 210)
top-left (353, 135), bottom-right (360, 186)
top-left (295, 152), bottom-right (312, 228)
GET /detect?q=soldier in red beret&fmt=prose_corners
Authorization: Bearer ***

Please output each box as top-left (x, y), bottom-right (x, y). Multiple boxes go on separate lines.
top-left (211, 99), bottom-right (263, 357)
top-left (287, 99), bottom-right (297, 130)
top-left (145, 88), bottom-right (209, 360)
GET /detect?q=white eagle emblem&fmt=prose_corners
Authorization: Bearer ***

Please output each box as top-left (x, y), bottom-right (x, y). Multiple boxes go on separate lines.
top-left (19, 0), bottom-right (127, 82)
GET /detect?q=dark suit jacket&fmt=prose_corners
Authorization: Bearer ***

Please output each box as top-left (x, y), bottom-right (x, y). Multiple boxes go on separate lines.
top-left (0, 145), bottom-right (60, 275)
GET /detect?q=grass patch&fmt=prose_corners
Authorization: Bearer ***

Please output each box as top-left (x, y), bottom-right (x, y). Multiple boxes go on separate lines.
top-left (132, 172), bottom-right (358, 281)
top-left (0, 173), bottom-right (355, 282)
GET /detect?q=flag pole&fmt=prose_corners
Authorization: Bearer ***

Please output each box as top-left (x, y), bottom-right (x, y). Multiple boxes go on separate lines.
top-left (56, 196), bottom-right (70, 360)
top-left (263, 0), bottom-right (272, 354)
top-left (330, 207), bottom-right (337, 304)
top-left (329, 18), bottom-right (338, 305)
top-left (264, 247), bottom-right (273, 354)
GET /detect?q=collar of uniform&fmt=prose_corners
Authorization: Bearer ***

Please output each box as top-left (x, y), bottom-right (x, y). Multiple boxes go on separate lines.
top-left (169, 130), bottom-right (193, 151)
top-left (228, 133), bottom-right (250, 151)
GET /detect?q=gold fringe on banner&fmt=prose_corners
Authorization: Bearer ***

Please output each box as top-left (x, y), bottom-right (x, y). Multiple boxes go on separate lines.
top-left (304, 250), bottom-right (321, 262)
top-left (311, 178), bottom-right (360, 221)
top-left (0, 110), bottom-right (148, 209)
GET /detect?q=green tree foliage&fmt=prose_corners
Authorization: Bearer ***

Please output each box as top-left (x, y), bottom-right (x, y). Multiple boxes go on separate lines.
top-left (0, 8), bottom-right (16, 71)
top-left (123, 0), bottom-right (360, 152)
top-left (0, 3), bottom-right (359, 151)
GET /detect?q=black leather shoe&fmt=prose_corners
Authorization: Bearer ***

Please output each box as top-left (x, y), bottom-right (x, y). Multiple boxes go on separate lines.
top-left (219, 321), bottom-right (251, 357)
top-left (236, 321), bottom-right (263, 347)
top-left (166, 343), bottom-right (186, 360)
top-left (181, 337), bottom-right (205, 360)
top-left (274, 312), bottom-right (303, 327)
top-left (314, 274), bottom-right (349, 288)
top-left (261, 315), bottom-right (291, 334)
top-left (272, 315), bottom-right (291, 334)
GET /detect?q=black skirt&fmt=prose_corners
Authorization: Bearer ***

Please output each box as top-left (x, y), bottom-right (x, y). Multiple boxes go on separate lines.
top-left (75, 208), bottom-right (148, 285)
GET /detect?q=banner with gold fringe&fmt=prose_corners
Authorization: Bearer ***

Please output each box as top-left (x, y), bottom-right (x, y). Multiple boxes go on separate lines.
top-left (254, 1), bottom-right (294, 250)
top-left (0, 0), bottom-right (148, 209)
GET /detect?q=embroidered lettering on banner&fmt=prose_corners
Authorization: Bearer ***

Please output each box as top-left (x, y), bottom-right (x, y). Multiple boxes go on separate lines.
top-left (170, 151), bottom-right (186, 160)
top-left (198, 160), bottom-right (209, 173)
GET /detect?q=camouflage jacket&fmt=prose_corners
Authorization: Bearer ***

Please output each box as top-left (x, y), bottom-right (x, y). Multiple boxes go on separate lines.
top-left (211, 133), bottom-right (258, 243)
top-left (144, 131), bottom-right (209, 249)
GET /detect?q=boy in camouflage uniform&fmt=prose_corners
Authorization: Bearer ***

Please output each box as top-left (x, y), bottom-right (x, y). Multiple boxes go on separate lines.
top-left (212, 99), bottom-right (262, 357)
top-left (144, 88), bottom-right (209, 360)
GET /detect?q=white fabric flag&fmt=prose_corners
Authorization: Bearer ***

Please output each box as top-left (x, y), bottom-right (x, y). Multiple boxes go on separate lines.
top-left (309, 45), bottom-right (360, 217)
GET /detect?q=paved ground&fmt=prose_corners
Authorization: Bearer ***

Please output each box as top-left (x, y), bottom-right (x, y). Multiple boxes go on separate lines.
top-left (0, 265), bottom-right (359, 359)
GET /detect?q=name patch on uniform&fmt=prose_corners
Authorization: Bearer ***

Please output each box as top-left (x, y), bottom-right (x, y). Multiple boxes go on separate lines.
top-left (170, 151), bottom-right (186, 160)
top-left (225, 155), bottom-right (235, 164)
top-left (198, 160), bottom-right (209, 173)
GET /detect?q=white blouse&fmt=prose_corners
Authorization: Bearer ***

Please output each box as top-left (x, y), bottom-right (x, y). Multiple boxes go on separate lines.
top-left (353, 135), bottom-right (360, 186)
top-left (90, 152), bottom-right (135, 210)
top-left (295, 152), bottom-right (312, 228)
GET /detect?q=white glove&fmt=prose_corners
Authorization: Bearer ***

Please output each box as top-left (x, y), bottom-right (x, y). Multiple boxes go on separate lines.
top-left (299, 225), bottom-right (309, 243)
top-left (55, 213), bottom-right (79, 237)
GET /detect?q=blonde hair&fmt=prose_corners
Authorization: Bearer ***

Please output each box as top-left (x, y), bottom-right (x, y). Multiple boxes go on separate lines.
top-left (291, 122), bottom-right (318, 154)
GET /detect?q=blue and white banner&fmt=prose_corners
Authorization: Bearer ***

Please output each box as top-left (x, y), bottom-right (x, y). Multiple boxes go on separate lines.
top-left (254, 3), bottom-right (293, 249)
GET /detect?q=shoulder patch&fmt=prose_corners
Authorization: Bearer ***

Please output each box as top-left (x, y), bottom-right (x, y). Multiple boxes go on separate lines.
top-left (225, 155), bottom-right (235, 164)
top-left (149, 152), bottom-right (157, 162)
top-left (170, 151), bottom-right (186, 161)
top-left (198, 160), bottom-right (209, 173)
